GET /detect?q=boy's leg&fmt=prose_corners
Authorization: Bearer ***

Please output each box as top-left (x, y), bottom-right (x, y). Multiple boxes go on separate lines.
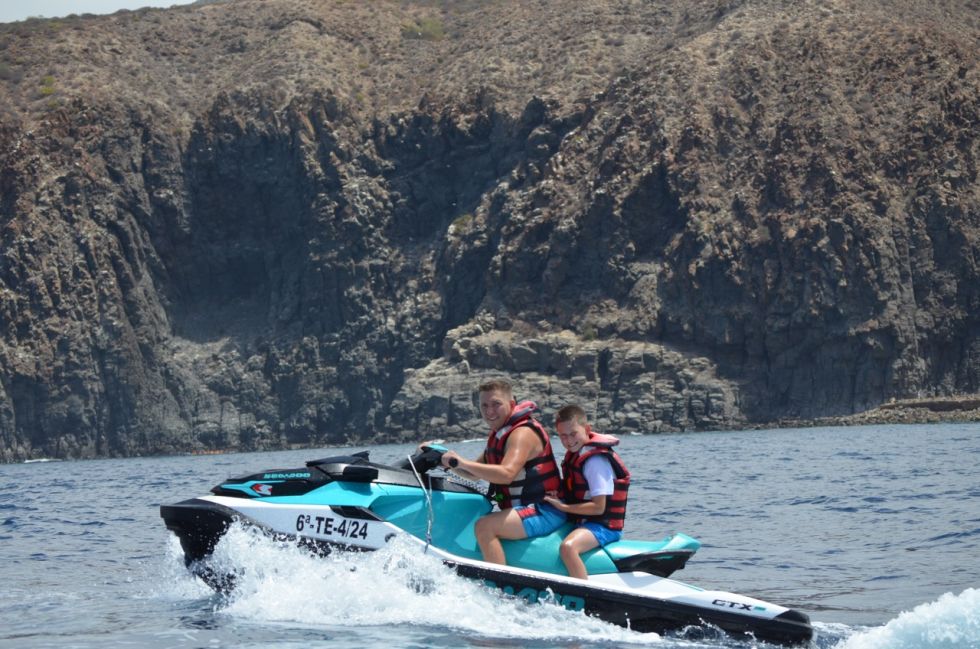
top-left (559, 526), bottom-right (600, 579)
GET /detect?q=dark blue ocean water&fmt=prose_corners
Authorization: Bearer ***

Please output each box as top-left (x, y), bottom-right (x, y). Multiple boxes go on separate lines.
top-left (1, 422), bottom-right (978, 649)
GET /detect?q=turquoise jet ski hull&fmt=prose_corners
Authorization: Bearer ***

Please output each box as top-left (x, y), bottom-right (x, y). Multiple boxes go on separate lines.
top-left (161, 450), bottom-right (812, 646)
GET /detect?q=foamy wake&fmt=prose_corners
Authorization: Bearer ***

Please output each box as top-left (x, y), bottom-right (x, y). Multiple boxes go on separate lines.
top-left (167, 524), bottom-right (663, 645)
top-left (836, 588), bottom-right (980, 649)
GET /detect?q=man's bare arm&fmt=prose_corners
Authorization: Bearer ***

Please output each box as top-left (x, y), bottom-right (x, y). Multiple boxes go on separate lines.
top-left (440, 427), bottom-right (540, 484)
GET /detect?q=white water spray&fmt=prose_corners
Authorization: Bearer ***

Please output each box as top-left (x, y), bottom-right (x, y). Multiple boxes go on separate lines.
top-left (172, 523), bottom-right (663, 645)
top-left (836, 588), bottom-right (980, 649)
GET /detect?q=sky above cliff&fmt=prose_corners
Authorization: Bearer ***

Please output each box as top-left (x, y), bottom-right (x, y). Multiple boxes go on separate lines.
top-left (0, 0), bottom-right (197, 23)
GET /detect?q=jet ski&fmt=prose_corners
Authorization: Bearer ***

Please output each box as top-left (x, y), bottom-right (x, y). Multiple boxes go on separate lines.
top-left (160, 445), bottom-right (813, 645)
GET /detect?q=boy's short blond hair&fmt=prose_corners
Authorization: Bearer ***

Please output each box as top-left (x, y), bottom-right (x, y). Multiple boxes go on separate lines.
top-left (555, 404), bottom-right (588, 425)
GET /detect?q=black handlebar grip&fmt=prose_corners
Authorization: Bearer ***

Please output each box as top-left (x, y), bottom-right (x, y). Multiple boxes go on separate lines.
top-left (448, 457), bottom-right (458, 468)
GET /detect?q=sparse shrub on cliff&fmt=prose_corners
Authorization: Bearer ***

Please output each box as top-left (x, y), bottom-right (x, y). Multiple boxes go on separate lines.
top-left (38, 74), bottom-right (56, 97)
top-left (451, 213), bottom-right (473, 230)
top-left (401, 16), bottom-right (445, 41)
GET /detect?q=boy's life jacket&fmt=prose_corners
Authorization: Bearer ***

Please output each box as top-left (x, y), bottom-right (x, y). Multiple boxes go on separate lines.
top-left (560, 431), bottom-right (630, 530)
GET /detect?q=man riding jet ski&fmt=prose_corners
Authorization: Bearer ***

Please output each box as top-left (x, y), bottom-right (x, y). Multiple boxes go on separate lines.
top-left (161, 444), bottom-right (813, 646)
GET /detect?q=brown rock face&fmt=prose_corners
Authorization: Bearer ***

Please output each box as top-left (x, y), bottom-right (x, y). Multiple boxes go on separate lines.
top-left (0, 0), bottom-right (978, 460)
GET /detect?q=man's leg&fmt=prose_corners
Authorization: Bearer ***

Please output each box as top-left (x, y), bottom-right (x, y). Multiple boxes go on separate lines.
top-left (474, 508), bottom-right (527, 564)
top-left (558, 526), bottom-right (600, 579)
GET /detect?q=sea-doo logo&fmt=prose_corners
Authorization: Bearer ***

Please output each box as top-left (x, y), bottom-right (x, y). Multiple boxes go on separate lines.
top-left (483, 580), bottom-right (585, 611)
top-left (251, 483), bottom-right (274, 496)
top-left (262, 472), bottom-right (311, 479)
top-left (713, 598), bottom-right (763, 611)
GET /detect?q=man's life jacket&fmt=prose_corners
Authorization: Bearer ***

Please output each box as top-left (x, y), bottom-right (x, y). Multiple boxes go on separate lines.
top-left (484, 400), bottom-right (561, 509)
top-left (561, 432), bottom-right (631, 530)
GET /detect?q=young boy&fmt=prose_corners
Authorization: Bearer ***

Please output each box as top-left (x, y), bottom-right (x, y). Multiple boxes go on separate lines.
top-left (544, 404), bottom-right (630, 579)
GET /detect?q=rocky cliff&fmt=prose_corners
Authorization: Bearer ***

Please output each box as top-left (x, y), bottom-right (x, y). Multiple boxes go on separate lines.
top-left (1, 0), bottom-right (978, 461)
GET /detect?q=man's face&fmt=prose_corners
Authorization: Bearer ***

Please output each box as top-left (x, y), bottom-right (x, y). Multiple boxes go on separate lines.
top-left (480, 389), bottom-right (514, 429)
top-left (556, 419), bottom-right (589, 452)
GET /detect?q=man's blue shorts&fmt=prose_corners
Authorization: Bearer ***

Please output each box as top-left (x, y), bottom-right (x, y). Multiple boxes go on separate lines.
top-left (515, 502), bottom-right (567, 537)
top-left (578, 521), bottom-right (622, 547)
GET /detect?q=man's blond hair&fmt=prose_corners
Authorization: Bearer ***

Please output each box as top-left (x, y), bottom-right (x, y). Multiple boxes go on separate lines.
top-left (478, 379), bottom-right (513, 396)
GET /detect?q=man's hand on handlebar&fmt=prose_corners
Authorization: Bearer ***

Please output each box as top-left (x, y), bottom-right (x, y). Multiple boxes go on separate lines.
top-left (440, 450), bottom-right (462, 469)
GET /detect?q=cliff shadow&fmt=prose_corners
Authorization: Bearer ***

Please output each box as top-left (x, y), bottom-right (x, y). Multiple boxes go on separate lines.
top-left (164, 102), bottom-right (318, 345)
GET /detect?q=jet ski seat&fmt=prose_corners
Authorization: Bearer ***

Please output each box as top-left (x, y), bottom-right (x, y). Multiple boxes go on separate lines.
top-left (603, 533), bottom-right (702, 577)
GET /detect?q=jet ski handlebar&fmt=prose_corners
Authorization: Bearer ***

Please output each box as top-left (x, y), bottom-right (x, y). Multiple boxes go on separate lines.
top-left (399, 444), bottom-right (455, 473)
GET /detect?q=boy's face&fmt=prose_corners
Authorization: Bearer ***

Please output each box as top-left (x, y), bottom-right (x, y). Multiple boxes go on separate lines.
top-left (480, 389), bottom-right (514, 430)
top-left (556, 419), bottom-right (589, 452)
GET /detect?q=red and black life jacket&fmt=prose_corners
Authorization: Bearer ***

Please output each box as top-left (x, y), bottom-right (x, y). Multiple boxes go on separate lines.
top-left (484, 400), bottom-right (561, 509)
top-left (561, 432), bottom-right (630, 530)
